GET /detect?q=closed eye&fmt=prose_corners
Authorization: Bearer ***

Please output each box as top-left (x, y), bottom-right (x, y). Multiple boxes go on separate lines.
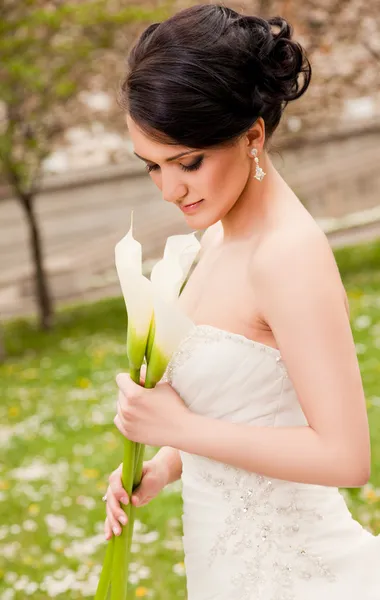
top-left (146, 156), bottom-right (204, 174)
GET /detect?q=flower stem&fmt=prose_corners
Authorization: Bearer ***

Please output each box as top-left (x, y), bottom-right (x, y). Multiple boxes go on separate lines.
top-left (110, 436), bottom-right (136, 600)
top-left (129, 367), bottom-right (140, 385)
top-left (109, 366), bottom-right (140, 599)
top-left (94, 537), bottom-right (114, 599)
top-left (127, 443), bottom-right (146, 558)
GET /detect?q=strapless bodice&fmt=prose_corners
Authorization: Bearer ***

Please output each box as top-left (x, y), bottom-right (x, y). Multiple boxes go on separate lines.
top-left (163, 325), bottom-right (380, 600)
top-left (165, 323), bottom-right (302, 426)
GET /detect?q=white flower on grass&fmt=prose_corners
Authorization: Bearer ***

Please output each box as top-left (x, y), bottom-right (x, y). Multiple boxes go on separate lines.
top-left (355, 343), bottom-right (367, 355)
top-left (76, 495), bottom-right (96, 510)
top-left (128, 573), bottom-right (140, 585)
top-left (66, 525), bottom-right (86, 538)
top-left (4, 571), bottom-right (18, 584)
top-left (25, 581), bottom-right (39, 594)
top-left (173, 562), bottom-right (186, 576)
top-left (137, 566), bottom-right (151, 579)
top-left (354, 315), bottom-right (372, 330)
top-left (64, 533), bottom-right (105, 559)
top-left (45, 514), bottom-right (68, 535)
top-left (10, 460), bottom-right (50, 481)
top-left (91, 409), bottom-right (106, 424)
top-left (163, 538), bottom-right (184, 551)
top-left (10, 524), bottom-right (21, 535)
top-left (43, 553), bottom-right (57, 565)
top-left (51, 538), bottom-right (64, 552)
top-left (1, 541), bottom-right (21, 558)
top-left (135, 530), bottom-right (160, 544)
top-left (23, 520), bottom-right (38, 532)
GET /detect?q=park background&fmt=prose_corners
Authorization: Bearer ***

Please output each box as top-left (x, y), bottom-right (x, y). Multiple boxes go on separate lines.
top-left (1, 0), bottom-right (380, 598)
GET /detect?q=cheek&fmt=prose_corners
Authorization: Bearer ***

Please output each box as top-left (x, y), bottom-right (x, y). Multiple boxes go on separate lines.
top-left (204, 156), bottom-right (248, 203)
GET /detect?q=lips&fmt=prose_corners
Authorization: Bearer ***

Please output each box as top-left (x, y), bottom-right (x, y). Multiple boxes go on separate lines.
top-left (181, 199), bottom-right (204, 213)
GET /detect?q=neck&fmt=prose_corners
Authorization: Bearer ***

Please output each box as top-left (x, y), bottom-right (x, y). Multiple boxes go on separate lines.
top-left (221, 153), bottom-right (284, 242)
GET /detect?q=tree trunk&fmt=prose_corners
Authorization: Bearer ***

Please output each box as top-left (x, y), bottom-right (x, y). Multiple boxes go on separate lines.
top-left (20, 193), bottom-right (54, 330)
top-left (0, 326), bottom-right (5, 363)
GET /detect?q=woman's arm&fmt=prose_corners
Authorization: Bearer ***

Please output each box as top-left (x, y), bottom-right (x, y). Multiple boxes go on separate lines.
top-left (151, 446), bottom-right (182, 484)
top-left (178, 413), bottom-right (368, 488)
top-left (175, 226), bottom-right (371, 488)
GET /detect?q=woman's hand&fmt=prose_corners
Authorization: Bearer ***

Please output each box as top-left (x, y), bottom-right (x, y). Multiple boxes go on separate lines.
top-left (104, 458), bottom-right (169, 539)
top-left (114, 373), bottom-right (191, 448)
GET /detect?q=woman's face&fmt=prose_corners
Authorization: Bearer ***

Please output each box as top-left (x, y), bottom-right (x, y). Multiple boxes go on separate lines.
top-left (126, 114), bottom-right (254, 230)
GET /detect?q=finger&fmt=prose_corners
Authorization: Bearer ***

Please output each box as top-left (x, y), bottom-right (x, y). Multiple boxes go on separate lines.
top-left (114, 414), bottom-right (129, 438)
top-left (117, 389), bottom-right (128, 418)
top-left (116, 372), bottom-right (134, 395)
top-left (140, 364), bottom-right (147, 386)
top-left (107, 491), bottom-right (128, 526)
top-left (133, 494), bottom-right (152, 507)
top-left (131, 469), bottom-right (153, 506)
top-left (104, 517), bottom-right (113, 540)
top-left (109, 472), bottom-right (129, 505)
top-left (106, 503), bottom-right (122, 536)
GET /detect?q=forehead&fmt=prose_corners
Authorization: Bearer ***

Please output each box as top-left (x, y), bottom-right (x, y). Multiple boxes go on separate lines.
top-left (126, 114), bottom-right (185, 157)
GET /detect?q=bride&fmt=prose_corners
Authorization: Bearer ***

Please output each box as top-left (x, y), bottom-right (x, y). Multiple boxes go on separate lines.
top-left (103, 4), bottom-right (379, 599)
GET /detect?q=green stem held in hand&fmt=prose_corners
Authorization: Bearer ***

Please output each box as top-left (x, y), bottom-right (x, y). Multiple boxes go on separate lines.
top-left (110, 438), bottom-right (135, 600)
top-left (126, 442), bottom-right (146, 558)
top-left (110, 365), bottom-right (140, 600)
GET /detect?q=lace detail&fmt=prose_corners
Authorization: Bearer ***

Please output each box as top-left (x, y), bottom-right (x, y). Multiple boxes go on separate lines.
top-left (200, 464), bottom-right (336, 600)
top-left (162, 324), bottom-right (288, 384)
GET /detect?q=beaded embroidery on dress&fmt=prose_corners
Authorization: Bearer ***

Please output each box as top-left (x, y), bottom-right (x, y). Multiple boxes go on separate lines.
top-left (163, 325), bottom-right (380, 600)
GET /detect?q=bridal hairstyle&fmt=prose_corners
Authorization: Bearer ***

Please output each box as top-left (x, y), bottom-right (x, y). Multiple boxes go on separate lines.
top-left (119, 3), bottom-right (311, 148)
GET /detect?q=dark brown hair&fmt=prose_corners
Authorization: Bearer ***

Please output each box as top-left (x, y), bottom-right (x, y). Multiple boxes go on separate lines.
top-left (119, 4), bottom-right (311, 149)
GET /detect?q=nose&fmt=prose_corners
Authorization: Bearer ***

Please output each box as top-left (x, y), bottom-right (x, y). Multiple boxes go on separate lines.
top-left (160, 169), bottom-right (187, 205)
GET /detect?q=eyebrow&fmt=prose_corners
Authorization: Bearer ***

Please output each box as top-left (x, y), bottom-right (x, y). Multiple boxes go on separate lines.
top-left (133, 150), bottom-right (196, 163)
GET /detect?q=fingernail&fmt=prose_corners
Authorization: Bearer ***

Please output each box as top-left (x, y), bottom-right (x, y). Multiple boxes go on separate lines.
top-left (119, 515), bottom-right (127, 525)
top-left (113, 526), bottom-right (120, 536)
top-left (121, 496), bottom-right (129, 505)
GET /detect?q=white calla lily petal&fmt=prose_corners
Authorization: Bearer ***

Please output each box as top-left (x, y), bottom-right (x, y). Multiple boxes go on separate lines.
top-left (151, 232), bottom-right (201, 303)
top-left (115, 216), bottom-right (153, 371)
top-left (145, 296), bottom-right (195, 387)
top-left (150, 256), bottom-right (183, 303)
top-left (115, 215), bottom-right (142, 275)
top-left (163, 232), bottom-right (201, 277)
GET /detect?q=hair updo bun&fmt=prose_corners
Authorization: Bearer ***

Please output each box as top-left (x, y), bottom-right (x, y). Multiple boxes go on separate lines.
top-left (120, 4), bottom-right (311, 148)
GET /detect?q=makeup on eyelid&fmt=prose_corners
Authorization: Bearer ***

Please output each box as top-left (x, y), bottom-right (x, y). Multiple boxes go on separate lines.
top-left (145, 155), bottom-right (204, 174)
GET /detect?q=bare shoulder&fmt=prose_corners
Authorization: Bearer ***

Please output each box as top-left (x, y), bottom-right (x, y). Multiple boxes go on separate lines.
top-left (250, 213), bottom-right (370, 483)
top-left (253, 215), bottom-right (349, 316)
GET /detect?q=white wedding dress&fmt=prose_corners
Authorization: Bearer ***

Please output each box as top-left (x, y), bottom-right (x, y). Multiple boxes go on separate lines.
top-left (163, 324), bottom-right (380, 600)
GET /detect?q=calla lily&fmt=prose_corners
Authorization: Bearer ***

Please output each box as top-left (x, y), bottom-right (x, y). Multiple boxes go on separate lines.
top-left (108, 215), bottom-right (154, 600)
top-left (145, 232), bottom-right (200, 387)
top-left (115, 214), bottom-right (153, 380)
top-left (125, 234), bottom-right (200, 576)
top-left (96, 219), bottom-right (200, 600)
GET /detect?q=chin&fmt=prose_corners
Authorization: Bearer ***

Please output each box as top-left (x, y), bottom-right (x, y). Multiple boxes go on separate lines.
top-left (181, 204), bottom-right (222, 230)
top-left (182, 212), bottom-right (219, 231)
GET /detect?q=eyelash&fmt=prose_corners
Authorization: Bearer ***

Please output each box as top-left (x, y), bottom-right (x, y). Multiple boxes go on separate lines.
top-left (145, 156), bottom-right (204, 174)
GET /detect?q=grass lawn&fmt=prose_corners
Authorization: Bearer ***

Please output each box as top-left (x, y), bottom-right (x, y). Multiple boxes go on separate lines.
top-left (1, 239), bottom-right (380, 599)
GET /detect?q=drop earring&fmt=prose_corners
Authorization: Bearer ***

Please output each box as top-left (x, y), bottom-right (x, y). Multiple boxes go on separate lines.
top-left (250, 148), bottom-right (266, 181)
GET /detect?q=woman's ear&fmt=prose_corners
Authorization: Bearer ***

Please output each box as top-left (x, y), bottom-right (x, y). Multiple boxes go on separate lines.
top-left (245, 118), bottom-right (266, 152)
